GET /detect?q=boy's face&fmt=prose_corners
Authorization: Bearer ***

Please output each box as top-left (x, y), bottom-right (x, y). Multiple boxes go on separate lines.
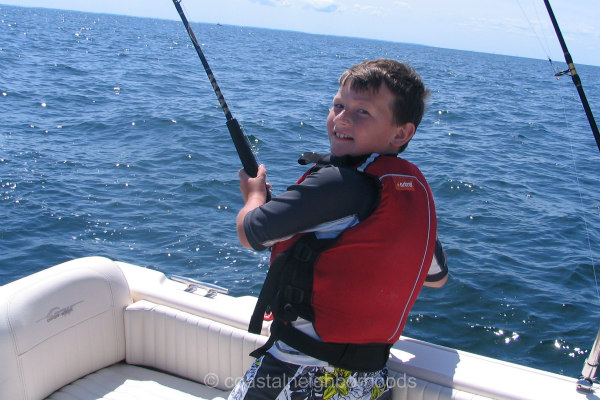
top-left (327, 82), bottom-right (415, 157)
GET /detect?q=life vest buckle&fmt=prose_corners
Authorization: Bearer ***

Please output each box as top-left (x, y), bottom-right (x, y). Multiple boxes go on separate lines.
top-left (283, 285), bottom-right (305, 303)
top-left (283, 303), bottom-right (298, 320)
top-left (292, 242), bottom-right (314, 263)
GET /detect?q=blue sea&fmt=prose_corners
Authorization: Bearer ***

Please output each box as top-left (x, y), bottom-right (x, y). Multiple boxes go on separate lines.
top-left (1, 4), bottom-right (599, 379)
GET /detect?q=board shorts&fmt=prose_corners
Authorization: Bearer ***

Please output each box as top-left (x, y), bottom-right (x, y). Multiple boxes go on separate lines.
top-left (228, 353), bottom-right (391, 400)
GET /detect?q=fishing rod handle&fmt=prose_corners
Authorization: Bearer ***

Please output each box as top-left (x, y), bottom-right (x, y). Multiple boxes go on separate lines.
top-left (226, 119), bottom-right (271, 201)
top-left (227, 119), bottom-right (258, 177)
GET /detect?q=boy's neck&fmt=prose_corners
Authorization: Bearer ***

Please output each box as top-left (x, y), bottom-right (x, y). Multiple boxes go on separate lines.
top-left (330, 153), bottom-right (396, 166)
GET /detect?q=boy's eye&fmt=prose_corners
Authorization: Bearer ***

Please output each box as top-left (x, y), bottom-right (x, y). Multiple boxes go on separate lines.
top-left (357, 109), bottom-right (370, 115)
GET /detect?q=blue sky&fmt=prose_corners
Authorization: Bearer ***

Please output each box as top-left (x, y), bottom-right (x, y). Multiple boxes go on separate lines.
top-left (2, 0), bottom-right (599, 66)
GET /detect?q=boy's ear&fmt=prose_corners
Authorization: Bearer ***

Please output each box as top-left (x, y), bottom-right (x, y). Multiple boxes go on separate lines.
top-left (391, 122), bottom-right (416, 148)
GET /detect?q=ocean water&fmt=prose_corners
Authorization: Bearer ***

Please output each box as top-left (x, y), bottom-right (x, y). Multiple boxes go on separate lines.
top-left (1, 4), bottom-right (600, 379)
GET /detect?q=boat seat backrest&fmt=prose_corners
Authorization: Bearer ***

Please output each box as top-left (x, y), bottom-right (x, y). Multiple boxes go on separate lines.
top-left (124, 299), bottom-right (268, 392)
top-left (0, 257), bottom-right (132, 400)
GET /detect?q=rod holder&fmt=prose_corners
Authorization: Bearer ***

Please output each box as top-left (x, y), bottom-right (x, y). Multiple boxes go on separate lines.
top-left (577, 321), bottom-right (600, 393)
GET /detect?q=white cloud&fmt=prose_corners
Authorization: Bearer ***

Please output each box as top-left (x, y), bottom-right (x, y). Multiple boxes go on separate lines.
top-left (249, 0), bottom-right (292, 6)
top-left (249, 0), bottom-right (339, 12)
top-left (392, 1), bottom-right (410, 8)
top-left (352, 3), bottom-right (382, 16)
top-left (304, 0), bottom-right (341, 12)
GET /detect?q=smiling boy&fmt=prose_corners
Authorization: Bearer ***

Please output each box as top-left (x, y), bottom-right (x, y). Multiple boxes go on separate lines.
top-left (230, 59), bottom-right (448, 400)
top-left (328, 76), bottom-right (414, 157)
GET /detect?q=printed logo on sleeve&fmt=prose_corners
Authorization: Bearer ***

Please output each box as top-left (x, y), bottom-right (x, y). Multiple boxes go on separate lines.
top-left (392, 176), bottom-right (415, 191)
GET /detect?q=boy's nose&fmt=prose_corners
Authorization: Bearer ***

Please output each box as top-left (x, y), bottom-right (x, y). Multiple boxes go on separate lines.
top-left (334, 110), bottom-right (351, 126)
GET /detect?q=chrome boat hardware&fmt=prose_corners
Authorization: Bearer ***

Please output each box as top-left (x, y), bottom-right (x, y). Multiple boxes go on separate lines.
top-left (169, 275), bottom-right (229, 298)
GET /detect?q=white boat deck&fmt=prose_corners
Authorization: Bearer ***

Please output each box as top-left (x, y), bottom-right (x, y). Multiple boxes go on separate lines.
top-left (47, 363), bottom-right (228, 400)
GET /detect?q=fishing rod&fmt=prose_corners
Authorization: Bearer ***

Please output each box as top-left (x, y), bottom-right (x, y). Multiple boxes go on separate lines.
top-left (543, 0), bottom-right (600, 153)
top-left (543, 1), bottom-right (600, 391)
top-left (171, 0), bottom-right (266, 185)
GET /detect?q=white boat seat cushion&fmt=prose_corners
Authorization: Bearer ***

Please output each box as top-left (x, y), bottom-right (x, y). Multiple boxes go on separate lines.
top-left (124, 300), bottom-right (268, 392)
top-left (46, 362), bottom-right (228, 400)
top-left (0, 257), bottom-right (131, 400)
top-left (50, 299), bottom-right (268, 399)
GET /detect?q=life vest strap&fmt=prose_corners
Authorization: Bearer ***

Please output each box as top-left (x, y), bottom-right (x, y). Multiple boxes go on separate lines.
top-left (248, 247), bottom-right (289, 334)
top-left (248, 233), bottom-right (334, 334)
top-left (248, 232), bottom-right (392, 371)
top-left (250, 320), bottom-right (391, 372)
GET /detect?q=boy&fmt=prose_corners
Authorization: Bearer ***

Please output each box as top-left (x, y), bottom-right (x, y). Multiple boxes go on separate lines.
top-left (230, 59), bottom-right (448, 400)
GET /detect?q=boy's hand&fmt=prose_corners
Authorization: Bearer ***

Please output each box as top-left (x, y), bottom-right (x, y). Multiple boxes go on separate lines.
top-left (238, 164), bottom-right (269, 204)
top-left (237, 164), bottom-right (269, 248)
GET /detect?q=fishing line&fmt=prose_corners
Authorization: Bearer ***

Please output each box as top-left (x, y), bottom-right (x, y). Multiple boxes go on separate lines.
top-left (515, 0), bottom-right (552, 56)
top-left (558, 89), bottom-right (600, 305)
top-left (515, 0), bottom-right (560, 75)
top-left (517, 0), bottom-right (600, 303)
top-left (560, 101), bottom-right (600, 392)
top-left (539, 1), bottom-right (600, 386)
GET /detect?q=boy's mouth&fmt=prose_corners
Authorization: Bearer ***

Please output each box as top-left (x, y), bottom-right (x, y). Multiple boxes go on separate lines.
top-left (334, 131), bottom-right (353, 140)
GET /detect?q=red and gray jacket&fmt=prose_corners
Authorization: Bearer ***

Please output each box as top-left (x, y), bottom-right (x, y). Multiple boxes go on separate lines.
top-left (249, 154), bottom-right (439, 371)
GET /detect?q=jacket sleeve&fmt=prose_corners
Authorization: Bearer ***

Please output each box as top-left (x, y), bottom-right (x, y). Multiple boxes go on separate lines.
top-left (243, 165), bottom-right (379, 251)
top-left (425, 236), bottom-right (449, 282)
